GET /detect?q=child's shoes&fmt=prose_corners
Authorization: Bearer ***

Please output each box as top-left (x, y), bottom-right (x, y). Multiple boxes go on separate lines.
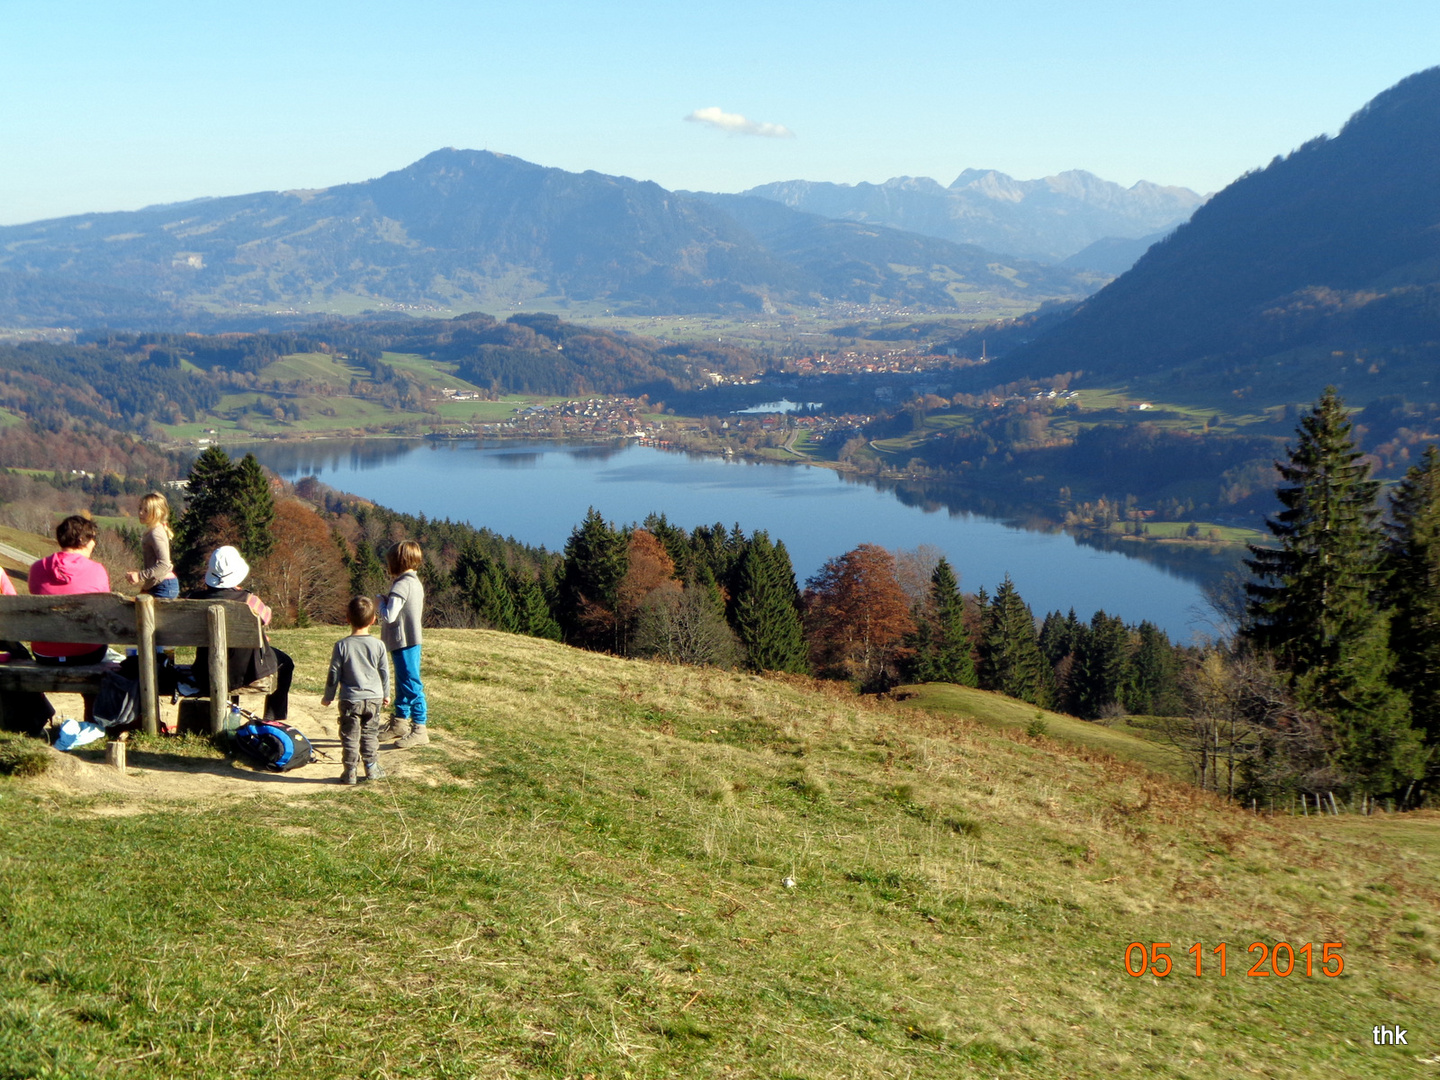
top-left (394, 723), bottom-right (429, 749)
top-left (365, 761), bottom-right (386, 781)
top-left (340, 766), bottom-right (358, 785)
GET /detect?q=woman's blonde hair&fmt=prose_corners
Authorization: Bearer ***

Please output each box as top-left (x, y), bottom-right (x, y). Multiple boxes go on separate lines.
top-left (138, 492), bottom-right (172, 538)
top-left (386, 540), bottom-right (423, 576)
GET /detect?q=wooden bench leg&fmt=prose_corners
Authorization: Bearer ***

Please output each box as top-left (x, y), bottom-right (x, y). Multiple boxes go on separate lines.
top-left (208, 604), bottom-right (229, 736)
top-left (136, 595), bottom-right (158, 736)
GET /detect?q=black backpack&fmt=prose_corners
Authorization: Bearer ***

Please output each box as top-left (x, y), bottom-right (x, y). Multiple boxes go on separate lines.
top-left (233, 720), bottom-right (314, 772)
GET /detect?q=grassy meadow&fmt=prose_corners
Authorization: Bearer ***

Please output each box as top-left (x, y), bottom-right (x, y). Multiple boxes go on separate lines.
top-left (154, 351), bottom-right (560, 442)
top-left (1, 626), bottom-right (1437, 1078)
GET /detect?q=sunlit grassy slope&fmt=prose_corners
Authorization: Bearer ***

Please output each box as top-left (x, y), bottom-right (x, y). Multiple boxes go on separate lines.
top-left (1, 627), bottom-right (1436, 1078)
top-left (155, 352), bottom-right (554, 440)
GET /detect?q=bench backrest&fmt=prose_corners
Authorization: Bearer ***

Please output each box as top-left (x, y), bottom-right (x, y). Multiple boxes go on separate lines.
top-left (0, 594), bottom-right (265, 648)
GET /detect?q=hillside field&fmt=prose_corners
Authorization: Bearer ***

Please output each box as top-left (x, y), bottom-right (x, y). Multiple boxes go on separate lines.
top-left (0, 626), bottom-right (1436, 1078)
top-left (150, 350), bottom-right (563, 443)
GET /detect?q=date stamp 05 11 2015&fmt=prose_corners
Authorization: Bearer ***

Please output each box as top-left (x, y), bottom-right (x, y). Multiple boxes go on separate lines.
top-left (1125, 942), bottom-right (1426, 1051)
top-left (1123, 941), bottom-right (1343, 979)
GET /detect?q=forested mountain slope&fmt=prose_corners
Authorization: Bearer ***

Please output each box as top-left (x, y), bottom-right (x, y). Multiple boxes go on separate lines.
top-left (0, 151), bottom-right (1099, 325)
top-left (996, 67), bottom-right (1440, 409)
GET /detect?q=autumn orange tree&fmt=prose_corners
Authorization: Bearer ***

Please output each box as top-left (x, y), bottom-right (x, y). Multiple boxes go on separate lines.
top-left (253, 499), bottom-right (349, 627)
top-left (617, 531), bottom-right (681, 626)
top-left (803, 544), bottom-right (915, 688)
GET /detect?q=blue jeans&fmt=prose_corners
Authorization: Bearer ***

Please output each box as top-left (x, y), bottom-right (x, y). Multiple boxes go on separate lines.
top-left (391, 645), bottom-right (427, 725)
top-left (150, 577), bottom-right (180, 599)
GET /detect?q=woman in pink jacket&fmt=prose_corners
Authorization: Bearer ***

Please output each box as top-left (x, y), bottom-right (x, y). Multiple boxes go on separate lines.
top-left (0, 565), bottom-right (57, 736)
top-left (28, 515), bottom-right (112, 666)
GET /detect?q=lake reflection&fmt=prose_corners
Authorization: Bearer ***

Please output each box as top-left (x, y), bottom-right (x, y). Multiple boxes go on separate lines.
top-left (241, 438), bottom-right (1239, 638)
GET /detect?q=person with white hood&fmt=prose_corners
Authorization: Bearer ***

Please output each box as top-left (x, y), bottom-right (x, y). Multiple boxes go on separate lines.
top-left (186, 545), bottom-right (294, 722)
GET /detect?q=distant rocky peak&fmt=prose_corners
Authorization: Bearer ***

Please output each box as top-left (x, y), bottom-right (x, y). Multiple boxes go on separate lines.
top-left (952, 169), bottom-right (1027, 202)
top-left (876, 175), bottom-right (949, 195)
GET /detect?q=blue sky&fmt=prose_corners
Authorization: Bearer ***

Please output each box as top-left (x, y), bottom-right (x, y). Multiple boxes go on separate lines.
top-left (3, 1), bottom-right (1437, 224)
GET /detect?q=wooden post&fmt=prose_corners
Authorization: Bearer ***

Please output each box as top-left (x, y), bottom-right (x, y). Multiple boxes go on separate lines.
top-left (135, 595), bottom-right (158, 736)
top-left (207, 604), bottom-right (228, 735)
top-left (106, 732), bottom-right (127, 773)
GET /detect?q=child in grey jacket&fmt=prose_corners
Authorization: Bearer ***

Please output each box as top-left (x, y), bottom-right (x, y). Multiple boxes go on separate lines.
top-left (322, 596), bottom-right (391, 784)
top-left (377, 540), bottom-right (429, 748)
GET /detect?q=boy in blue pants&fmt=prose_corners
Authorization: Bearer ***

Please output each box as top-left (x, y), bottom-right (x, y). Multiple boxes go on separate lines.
top-left (377, 540), bottom-right (428, 748)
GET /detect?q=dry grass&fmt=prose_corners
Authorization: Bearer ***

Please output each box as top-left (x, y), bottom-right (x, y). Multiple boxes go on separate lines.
top-left (0, 626), bottom-right (1436, 1078)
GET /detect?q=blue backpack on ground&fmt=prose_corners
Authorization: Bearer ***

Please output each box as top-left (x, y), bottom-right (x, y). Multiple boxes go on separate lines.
top-left (233, 719), bottom-right (314, 772)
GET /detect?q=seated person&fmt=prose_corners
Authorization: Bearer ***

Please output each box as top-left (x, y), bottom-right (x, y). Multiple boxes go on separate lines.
top-left (29, 515), bottom-right (112, 667)
top-left (0, 566), bottom-right (56, 736)
top-left (187, 546), bottom-right (294, 722)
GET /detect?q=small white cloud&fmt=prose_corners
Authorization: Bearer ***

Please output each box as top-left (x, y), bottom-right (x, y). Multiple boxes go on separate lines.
top-left (684, 106), bottom-right (794, 139)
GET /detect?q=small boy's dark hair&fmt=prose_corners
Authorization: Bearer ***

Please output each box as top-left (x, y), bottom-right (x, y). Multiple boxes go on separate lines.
top-left (386, 540), bottom-right (423, 575)
top-left (56, 515), bottom-right (98, 551)
top-left (347, 595), bottom-right (376, 630)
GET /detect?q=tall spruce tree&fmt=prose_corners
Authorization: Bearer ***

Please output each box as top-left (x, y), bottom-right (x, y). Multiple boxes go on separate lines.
top-left (174, 448), bottom-right (277, 585)
top-left (1385, 444), bottom-right (1440, 763)
top-left (979, 576), bottom-right (1050, 706)
top-left (557, 508), bottom-right (628, 648)
top-left (1126, 621), bottom-right (1182, 716)
top-left (345, 535), bottom-right (390, 599)
top-left (1039, 609), bottom-right (1080, 668)
top-left (175, 447), bottom-right (241, 587)
top-left (731, 531), bottom-right (807, 673)
top-left (514, 572), bottom-right (563, 641)
top-left (1071, 610), bottom-right (1130, 719)
top-left (454, 544), bottom-right (519, 632)
top-left (1244, 387), bottom-right (1423, 794)
top-left (914, 558), bottom-right (976, 685)
top-left (231, 453), bottom-right (276, 562)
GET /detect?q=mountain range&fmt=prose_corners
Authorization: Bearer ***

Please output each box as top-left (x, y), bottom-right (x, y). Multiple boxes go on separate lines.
top-left (742, 171), bottom-right (1203, 263)
top-left (993, 66), bottom-right (1440, 410)
top-left (0, 152), bottom-right (1110, 327)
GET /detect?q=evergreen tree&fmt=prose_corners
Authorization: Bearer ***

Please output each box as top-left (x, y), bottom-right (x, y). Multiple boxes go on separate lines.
top-left (1126, 621), bottom-right (1183, 716)
top-left (1071, 610), bottom-right (1130, 719)
top-left (1039, 608), bottom-right (1081, 668)
top-left (979, 576), bottom-right (1049, 707)
top-left (454, 544), bottom-right (519, 632)
top-left (556, 508), bottom-right (628, 648)
top-left (1244, 387), bottom-right (1423, 794)
top-left (731, 531), bottom-right (807, 673)
top-left (1386, 444), bottom-right (1440, 760)
top-left (514, 572), bottom-right (562, 641)
top-left (345, 535), bottom-right (390, 599)
top-left (174, 448), bottom-right (277, 583)
top-left (914, 558), bottom-right (976, 685)
top-left (174, 446), bottom-right (241, 587)
top-left (1039, 608), bottom-right (1083, 711)
top-left (1246, 389), bottom-right (1384, 672)
top-left (231, 453), bottom-right (276, 562)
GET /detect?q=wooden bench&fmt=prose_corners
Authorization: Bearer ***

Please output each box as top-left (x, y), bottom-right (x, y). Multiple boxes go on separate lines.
top-left (0, 593), bottom-right (268, 735)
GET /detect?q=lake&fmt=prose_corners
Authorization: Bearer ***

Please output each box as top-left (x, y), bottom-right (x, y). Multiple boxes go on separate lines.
top-left (243, 438), bottom-right (1242, 639)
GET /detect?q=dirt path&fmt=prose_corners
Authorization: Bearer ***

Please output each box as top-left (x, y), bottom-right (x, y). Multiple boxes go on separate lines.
top-left (29, 691), bottom-right (459, 810)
